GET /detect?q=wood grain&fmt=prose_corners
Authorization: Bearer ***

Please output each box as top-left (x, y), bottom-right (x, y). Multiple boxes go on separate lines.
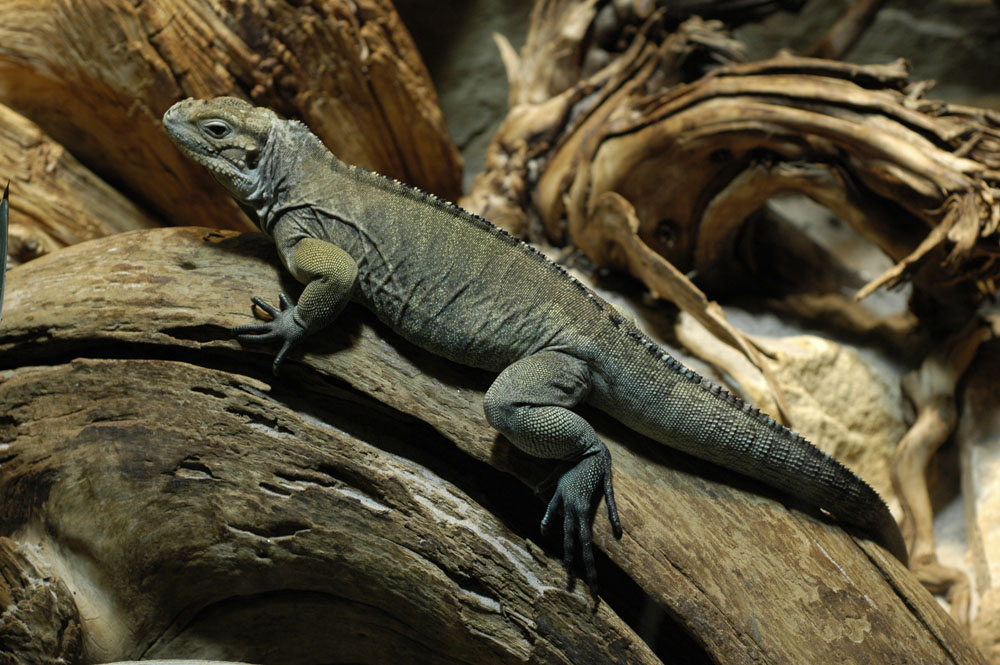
top-left (0, 0), bottom-right (461, 232)
top-left (0, 103), bottom-right (159, 267)
top-left (0, 227), bottom-right (984, 664)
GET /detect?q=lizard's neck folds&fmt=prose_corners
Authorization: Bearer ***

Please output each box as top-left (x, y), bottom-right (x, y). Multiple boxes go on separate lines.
top-left (245, 121), bottom-right (322, 235)
top-left (243, 125), bottom-right (284, 232)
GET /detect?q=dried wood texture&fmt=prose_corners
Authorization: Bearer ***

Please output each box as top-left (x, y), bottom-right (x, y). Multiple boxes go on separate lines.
top-left (0, 538), bottom-right (82, 662)
top-left (568, 56), bottom-right (1000, 305)
top-left (0, 360), bottom-right (659, 665)
top-left (0, 0), bottom-right (461, 232)
top-left (470, 11), bottom-right (1000, 321)
top-left (0, 103), bottom-right (159, 267)
top-left (961, 339), bottom-right (1000, 661)
top-left (892, 318), bottom-right (991, 629)
top-left (493, 0), bottom-right (798, 109)
top-left (0, 227), bottom-right (985, 664)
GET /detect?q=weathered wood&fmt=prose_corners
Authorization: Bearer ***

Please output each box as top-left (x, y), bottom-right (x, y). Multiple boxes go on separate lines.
top-left (0, 227), bottom-right (985, 664)
top-left (469, 9), bottom-right (1000, 350)
top-left (0, 538), bottom-right (82, 663)
top-left (892, 317), bottom-right (991, 629)
top-left (0, 103), bottom-right (160, 267)
top-left (0, 0), bottom-right (461, 232)
top-left (962, 339), bottom-right (1000, 661)
top-left (0, 359), bottom-right (659, 664)
top-left (566, 55), bottom-right (1000, 304)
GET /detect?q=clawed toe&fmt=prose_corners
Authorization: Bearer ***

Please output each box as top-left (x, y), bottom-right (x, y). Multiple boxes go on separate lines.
top-left (232, 293), bottom-right (307, 373)
top-left (539, 446), bottom-right (620, 594)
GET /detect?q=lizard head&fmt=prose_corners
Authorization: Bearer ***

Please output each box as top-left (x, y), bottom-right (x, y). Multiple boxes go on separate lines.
top-left (163, 97), bottom-right (277, 202)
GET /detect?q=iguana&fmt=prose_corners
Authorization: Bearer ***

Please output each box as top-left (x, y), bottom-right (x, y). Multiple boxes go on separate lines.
top-left (163, 97), bottom-right (907, 589)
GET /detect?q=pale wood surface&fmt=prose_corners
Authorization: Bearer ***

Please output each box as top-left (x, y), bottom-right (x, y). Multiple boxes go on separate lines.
top-left (0, 227), bottom-right (984, 664)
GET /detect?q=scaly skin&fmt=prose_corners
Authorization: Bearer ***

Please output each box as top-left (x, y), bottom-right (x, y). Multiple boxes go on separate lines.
top-left (163, 97), bottom-right (908, 590)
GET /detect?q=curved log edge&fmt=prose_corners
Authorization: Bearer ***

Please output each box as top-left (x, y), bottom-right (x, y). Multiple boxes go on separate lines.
top-left (0, 228), bottom-right (985, 664)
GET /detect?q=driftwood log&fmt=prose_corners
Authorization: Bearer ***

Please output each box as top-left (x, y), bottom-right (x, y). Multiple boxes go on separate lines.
top-left (0, 227), bottom-right (985, 663)
top-left (472, 7), bottom-right (1000, 308)
top-left (0, 103), bottom-right (159, 267)
top-left (891, 317), bottom-right (992, 630)
top-left (0, 0), bottom-right (461, 234)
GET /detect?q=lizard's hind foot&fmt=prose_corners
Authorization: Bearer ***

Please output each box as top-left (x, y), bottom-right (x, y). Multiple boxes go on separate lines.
top-left (540, 445), bottom-right (622, 594)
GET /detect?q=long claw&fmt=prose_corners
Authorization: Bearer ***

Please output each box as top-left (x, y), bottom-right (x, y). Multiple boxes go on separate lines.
top-left (233, 323), bottom-right (276, 338)
top-left (273, 338), bottom-right (294, 375)
top-left (237, 334), bottom-right (279, 347)
top-left (250, 295), bottom-right (280, 319)
top-left (541, 489), bottom-right (563, 536)
top-left (562, 510), bottom-right (575, 573)
top-left (579, 515), bottom-right (598, 594)
top-left (604, 468), bottom-right (622, 538)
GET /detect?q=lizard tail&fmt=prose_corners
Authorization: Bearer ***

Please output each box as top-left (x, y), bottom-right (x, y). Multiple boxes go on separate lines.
top-left (791, 442), bottom-right (908, 566)
top-left (862, 499), bottom-right (909, 566)
top-left (606, 344), bottom-right (908, 565)
top-left (740, 425), bottom-right (909, 566)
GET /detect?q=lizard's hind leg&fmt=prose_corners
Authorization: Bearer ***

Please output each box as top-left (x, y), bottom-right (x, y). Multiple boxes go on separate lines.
top-left (483, 351), bottom-right (621, 592)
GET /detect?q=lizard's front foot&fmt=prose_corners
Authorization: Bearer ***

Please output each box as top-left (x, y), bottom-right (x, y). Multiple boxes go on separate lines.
top-left (233, 294), bottom-right (307, 375)
top-left (540, 444), bottom-right (622, 594)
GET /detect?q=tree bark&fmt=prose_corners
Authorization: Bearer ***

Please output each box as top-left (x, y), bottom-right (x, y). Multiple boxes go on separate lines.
top-left (0, 227), bottom-right (985, 664)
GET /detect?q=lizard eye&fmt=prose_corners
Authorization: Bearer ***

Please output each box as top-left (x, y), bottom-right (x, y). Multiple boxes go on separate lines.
top-left (201, 120), bottom-right (231, 139)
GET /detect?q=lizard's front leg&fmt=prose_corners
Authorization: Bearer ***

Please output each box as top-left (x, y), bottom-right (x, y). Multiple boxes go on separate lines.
top-left (483, 350), bottom-right (622, 593)
top-left (235, 237), bottom-right (358, 373)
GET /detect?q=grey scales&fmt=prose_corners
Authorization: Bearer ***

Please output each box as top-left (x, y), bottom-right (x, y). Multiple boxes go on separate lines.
top-left (163, 96), bottom-right (908, 592)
